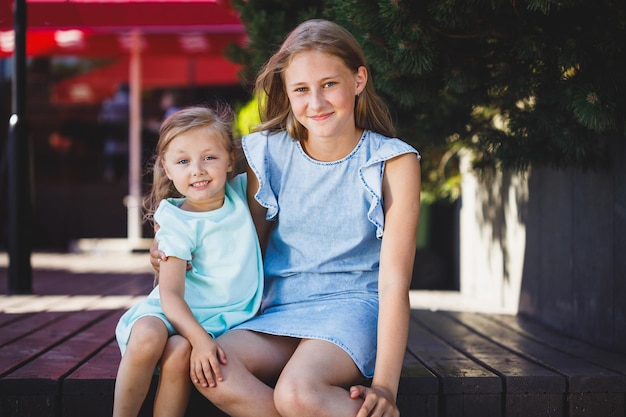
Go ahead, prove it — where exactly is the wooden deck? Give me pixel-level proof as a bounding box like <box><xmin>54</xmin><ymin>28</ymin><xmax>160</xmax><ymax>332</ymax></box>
<box><xmin>2</xmin><ymin>252</ymin><xmax>626</xmax><ymax>417</ymax></box>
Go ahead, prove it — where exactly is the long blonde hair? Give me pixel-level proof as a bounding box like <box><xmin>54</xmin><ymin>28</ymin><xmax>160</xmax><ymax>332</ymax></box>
<box><xmin>254</xmin><ymin>19</ymin><xmax>396</xmax><ymax>140</ymax></box>
<box><xmin>144</xmin><ymin>105</ymin><xmax>237</xmax><ymax>226</ymax></box>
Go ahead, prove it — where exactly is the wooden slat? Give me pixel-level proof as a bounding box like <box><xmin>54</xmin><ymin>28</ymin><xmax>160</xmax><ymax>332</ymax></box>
<box><xmin>0</xmin><ymin>311</ymin><xmax>32</xmax><ymax>327</ymax></box>
<box><xmin>0</xmin><ymin>311</ymin><xmax>70</xmax><ymax>347</ymax></box>
<box><xmin>30</xmin><ymin>270</ymin><xmax>153</xmax><ymax>297</ymax></box>
<box><xmin>397</xmin><ymin>350</ymin><xmax>439</xmax><ymax>417</ymax></box>
<box><xmin>447</xmin><ymin>311</ymin><xmax>626</xmax><ymax>417</ymax></box>
<box><xmin>414</xmin><ymin>309</ymin><xmax>566</xmax><ymax>417</ymax></box>
<box><xmin>489</xmin><ymin>313</ymin><xmax>626</xmax><ymax>375</ymax></box>
<box><xmin>0</xmin><ymin>310</ymin><xmax>118</xmax><ymax>417</ymax></box>
<box><xmin>408</xmin><ymin>311</ymin><xmax>502</xmax><ymax>417</ymax></box>
<box><xmin>0</xmin><ymin>309</ymin><xmax>110</xmax><ymax>377</ymax></box>
<box><xmin>6</xmin><ymin>311</ymin><xmax>120</xmax><ymax>379</ymax></box>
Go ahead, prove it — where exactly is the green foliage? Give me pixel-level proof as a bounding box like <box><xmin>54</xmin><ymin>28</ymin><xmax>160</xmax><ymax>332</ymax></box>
<box><xmin>226</xmin><ymin>0</ymin><xmax>326</xmax><ymax>85</ymax></box>
<box><xmin>228</xmin><ymin>0</ymin><xmax>626</xmax><ymax>200</ymax></box>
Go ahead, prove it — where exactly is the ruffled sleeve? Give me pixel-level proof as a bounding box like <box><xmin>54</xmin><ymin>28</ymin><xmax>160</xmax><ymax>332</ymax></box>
<box><xmin>241</xmin><ymin>131</ymin><xmax>279</xmax><ymax>220</ymax></box>
<box><xmin>359</xmin><ymin>138</ymin><xmax>421</xmax><ymax>239</ymax></box>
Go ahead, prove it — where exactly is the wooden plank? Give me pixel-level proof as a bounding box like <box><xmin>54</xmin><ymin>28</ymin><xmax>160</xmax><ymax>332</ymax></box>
<box><xmin>0</xmin><ymin>310</ymin><xmax>117</xmax><ymax>417</ymax></box>
<box><xmin>539</xmin><ymin>168</ymin><xmax>576</xmax><ymax>330</ymax></box>
<box><xmin>5</xmin><ymin>311</ymin><xmax>119</xmax><ymax>379</ymax></box>
<box><xmin>0</xmin><ymin>311</ymin><xmax>31</xmax><ymax>327</ymax></box>
<box><xmin>397</xmin><ymin>350</ymin><xmax>439</xmax><ymax>417</ymax></box>
<box><xmin>0</xmin><ymin>295</ymin><xmax>40</xmax><ymax>310</ymax></box>
<box><xmin>614</xmin><ymin>138</ymin><xmax>626</xmax><ymax>354</ymax></box>
<box><xmin>408</xmin><ymin>311</ymin><xmax>502</xmax><ymax>417</ymax></box>
<box><xmin>30</xmin><ymin>270</ymin><xmax>153</xmax><ymax>297</ymax></box>
<box><xmin>447</xmin><ymin>311</ymin><xmax>626</xmax><ymax>417</ymax></box>
<box><xmin>0</xmin><ymin>311</ymin><xmax>69</xmax><ymax>347</ymax></box>
<box><xmin>0</xmin><ymin>309</ymin><xmax>111</xmax><ymax>376</ymax></box>
<box><xmin>0</xmin><ymin>295</ymin><xmax>75</xmax><ymax>313</ymax></box>
<box><xmin>0</xmin><ymin>379</ymin><xmax>61</xmax><ymax>417</ymax></box>
<box><xmin>414</xmin><ymin>309</ymin><xmax>565</xmax><ymax>417</ymax></box>
<box><xmin>572</xmin><ymin>169</ymin><xmax>615</xmax><ymax>349</ymax></box>
<box><xmin>517</xmin><ymin>169</ymin><xmax>543</xmax><ymax>316</ymax></box>
<box><xmin>489</xmin><ymin>313</ymin><xmax>626</xmax><ymax>375</ymax></box>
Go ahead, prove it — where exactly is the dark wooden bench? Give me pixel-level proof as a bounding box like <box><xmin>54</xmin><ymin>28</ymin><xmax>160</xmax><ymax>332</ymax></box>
<box><xmin>404</xmin><ymin>310</ymin><xmax>626</xmax><ymax>417</ymax></box>
<box><xmin>2</xmin><ymin>264</ymin><xmax>626</xmax><ymax>417</ymax></box>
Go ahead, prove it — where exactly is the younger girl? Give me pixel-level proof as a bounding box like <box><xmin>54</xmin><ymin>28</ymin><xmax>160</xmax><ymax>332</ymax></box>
<box><xmin>114</xmin><ymin>106</ymin><xmax>263</xmax><ymax>417</ymax></box>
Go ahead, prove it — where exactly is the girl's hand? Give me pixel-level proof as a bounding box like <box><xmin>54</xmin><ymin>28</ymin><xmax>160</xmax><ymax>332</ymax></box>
<box><xmin>350</xmin><ymin>384</ymin><xmax>399</xmax><ymax>417</ymax></box>
<box><xmin>190</xmin><ymin>336</ymin><xmax>228</xmax><ymax>389</ymax></box>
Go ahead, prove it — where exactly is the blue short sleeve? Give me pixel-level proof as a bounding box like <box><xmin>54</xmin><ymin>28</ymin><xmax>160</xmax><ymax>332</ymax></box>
<box><xmin>359</xmin><ymin>139</ymin><xmax>421</xmax><ymax>239</ymax></box>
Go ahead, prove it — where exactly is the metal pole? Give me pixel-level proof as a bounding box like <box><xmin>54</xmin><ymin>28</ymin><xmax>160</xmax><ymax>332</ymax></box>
<box><xmin>127</xmin><ymin>30</ymin><xmax>143</xmax><ymax>248</ymax></box>
<box><xmin>7</xmin><ymin>0</ymin><xmax>33</xmax><ymax>294</ymax></box>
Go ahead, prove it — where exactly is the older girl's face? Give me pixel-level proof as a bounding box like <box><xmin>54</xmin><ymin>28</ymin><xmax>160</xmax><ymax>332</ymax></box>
<box><xmin>284</xmin><ymin>50</ymin><xmax>366</xmax><ymax>144</ymax></box>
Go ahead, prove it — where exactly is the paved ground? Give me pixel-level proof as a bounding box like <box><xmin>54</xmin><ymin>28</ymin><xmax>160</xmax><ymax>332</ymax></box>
<box><xmin>0</xmin><ymin>248</ymin><xmax>514</xmax><ymax>314</ymax></box>
<box><xmin>0</xmin><ymin>250</ymin><xmax>153</xmax><ymax>313</ymax></box>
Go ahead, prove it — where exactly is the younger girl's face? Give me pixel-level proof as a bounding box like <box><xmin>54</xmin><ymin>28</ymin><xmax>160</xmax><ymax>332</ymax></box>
<box><xmin>162</xmin><ymin>128</ymin><xmax>233</xmax><ymax>212</ymax></box>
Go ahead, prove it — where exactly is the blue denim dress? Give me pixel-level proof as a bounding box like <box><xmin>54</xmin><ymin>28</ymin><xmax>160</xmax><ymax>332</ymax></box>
<box><xmin>235</xmin><ymin>130</ymin><xmax>420</xmax><ymax>378</ymax></box>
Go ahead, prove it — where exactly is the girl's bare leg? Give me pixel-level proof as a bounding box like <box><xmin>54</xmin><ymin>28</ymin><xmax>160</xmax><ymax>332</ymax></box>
<box><xmin>274</xmin><ymin>339</ymin><xmax>365</xmax><ymax>417</ymax></box>
<box><xmin>154</xmin><ymin>335</ymin><xmax>192</xmax><ymax>417</ymax></box>
<box><xmin>194</xmin><ymin>330</ymin><xmax>299</xmax><ymax>417</ymax></box>
<box><xmin>113</xmin><ymin>317</ymin><xmax>169</xmax><ymax>417</ymax></box>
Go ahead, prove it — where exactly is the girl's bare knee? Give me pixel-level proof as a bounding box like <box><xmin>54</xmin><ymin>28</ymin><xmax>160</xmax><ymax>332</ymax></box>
<box><xmin>274</xmin><ymin>376</ymin><xmax>316</xmax><ymax>417</ymax></box>
<box><xmin>163</xmin><ymin>336</ymin><xmax>191</xmax><ymax>362</ymax></box>
<box><xmin>126</xmin><ymin>318</ymin><xmax>167</xmax><ymax>360</ymax></box>
<box><xmin>161</xmin><ymin>335</ymin><xmax>191</xmax><ymax>373</ymax></box>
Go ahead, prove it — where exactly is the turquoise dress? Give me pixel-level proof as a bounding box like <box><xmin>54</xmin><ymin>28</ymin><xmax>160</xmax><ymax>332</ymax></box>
<box><xmin>116</xmin><ymin>174</ymin><xmax>264</xmax><ymax>355</ymax></box>
<box><xmin>234</xmin><ymin>130</ymin><xmax>420</xmax><ymax>378</ymax></box>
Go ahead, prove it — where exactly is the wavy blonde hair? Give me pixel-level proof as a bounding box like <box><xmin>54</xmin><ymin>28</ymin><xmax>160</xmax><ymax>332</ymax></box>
<box><xmin>254</xmin><ymin>19</ymin><xmax>396</xmax><ymax>140</ymax></box>
<box><xmin>143</xmin><ymin>105</ymin><xmax>237</xmax><ymax>226</ymax></box>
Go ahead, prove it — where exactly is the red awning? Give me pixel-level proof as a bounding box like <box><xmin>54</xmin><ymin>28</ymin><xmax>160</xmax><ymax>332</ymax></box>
<box><xmin>52</xmin><ymin>54</ymin><xmax>242</xmax><ymax>104</ymax></box>
<box><xmin>0</xmin><ymin>0</ymin><xmax>243</xmax><ymax>33</ymax></box>
<box><xmin>0</xmin><ymin>0</ymin><xmax>246</xmax><ymax>58</ymax></box>
<box><xmin>0</xmin><ymin>0</ymin><xmax>247</xmax><ymax>98</ymax></box>
<box><xmin>0</xmin><ymin>30</ymin><xmax>246</xmax><ymax>58</ymax></box>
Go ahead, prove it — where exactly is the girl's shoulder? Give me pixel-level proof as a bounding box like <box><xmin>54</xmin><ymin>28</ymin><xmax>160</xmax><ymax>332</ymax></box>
<box><xmin>227</xmin><ymin>173</ymin><xmax>248</xmax><ymax>200</ymax></box>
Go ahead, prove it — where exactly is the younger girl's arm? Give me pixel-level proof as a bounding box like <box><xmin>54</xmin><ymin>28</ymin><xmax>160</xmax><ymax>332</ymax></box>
<box><xmin>158</xmin><ymin>256</ymin><xmax>227</xmax><ymax>388</ymax></box>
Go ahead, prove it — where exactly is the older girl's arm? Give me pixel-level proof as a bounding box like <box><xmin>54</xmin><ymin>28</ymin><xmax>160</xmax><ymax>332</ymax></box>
<box><xmin>371</xmin><ymin>152</ymin><xmax>421</xmax><ymax>404</ymax></box>
<box><xmin>246</xmin><ymin>163</ymin><xmax>273</xmax><ymax>253</ymax></box>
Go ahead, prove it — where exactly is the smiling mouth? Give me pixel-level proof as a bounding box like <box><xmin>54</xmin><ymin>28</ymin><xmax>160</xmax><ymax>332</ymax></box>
<box><xmin>192</xmin><ymin>180</ymin><xmax>209</xmax><ymax>188</ymax></box>
<box><xmin>310</xmin><ymin>112</ymin><xmax>332</xmax><ymax>121</ymax></box>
